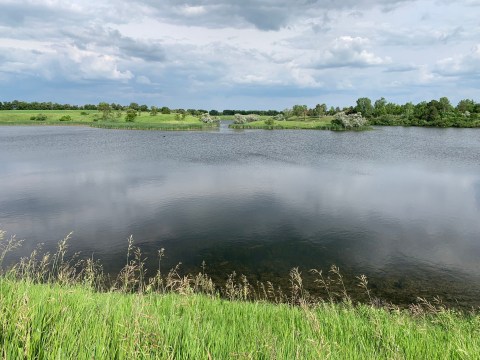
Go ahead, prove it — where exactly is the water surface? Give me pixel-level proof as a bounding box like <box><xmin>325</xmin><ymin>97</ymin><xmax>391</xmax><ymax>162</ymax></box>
<box><xmin>1</xmin><ymin>125</ymin><xmax>479</xmax><ymax>306</ymax></box>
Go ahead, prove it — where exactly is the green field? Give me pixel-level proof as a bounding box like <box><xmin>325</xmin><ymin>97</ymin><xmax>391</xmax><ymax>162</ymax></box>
<box><xmin>0</xmin><ymin>110</ymin><xmax>218</xmax><ymax>131</ymax></box>
<box><xmin>229</xmin><ymin>116</ymin><xmax>338</xmax><ymax>130</ymax></box>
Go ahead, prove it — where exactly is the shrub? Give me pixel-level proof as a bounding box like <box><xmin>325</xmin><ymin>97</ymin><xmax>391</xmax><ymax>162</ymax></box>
<box><xmin>245</xmin><ymin>114</ymin><xmax>260</xmax><ymax>122</ymax></box>
<box><xmin>80</xmin><ymin>111</ymin><xmax>88</xmax><ymax>116</ymax></box>
<box><xmin>59</xmin><ymin>115</ymin><xmax>72</xmax><ymax>121</ymax></box>
<box><xmin>30</xmin><ymin>114</ymin><xmax>47</xmax><ymax>121</ymax></box>
<box><xmin>332</xmin><ymin>112</ymin><xmax>368</xmax><ymax>129</ymax></box>
<box><xmin>125</xmin><ymin>108</ymin><xmax>137</xmax><ymax>122</ymax></box>
<box><xmin>264</xmin><ymin>118</ymin><xmax>275</xmax><ymax>126</ymax></box>
<box><xmin>233</xmin><ymin>114</ymin><xmax>247</xmax><ymax>124</ymax></box>
<box><xmin>233</xmin><ymin>114</ymin><xmax>259</xmax><ymax>124</ymax></box>
<box><xmin>200</xmin><ymin>113</ymin><xmax>219</xmax><ymax>124</ymax></box>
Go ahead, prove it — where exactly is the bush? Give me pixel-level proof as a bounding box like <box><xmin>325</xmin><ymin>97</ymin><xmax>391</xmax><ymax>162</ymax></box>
<box><xmin>80</xmin><ymin>111</ymin><xmax>88</xmax><ymax>116</ymax></box>
<box><xmin>264</xmin><ymin>118</ymin><xmax>275</xmax><ymax>126</ymax></box>
<box><xmin>233</xmin><ymin>114</ymin><xmax>247</xmax><ymax>124</ymax></box>
<box><xmin>233</xmin><ymin>114</ymin><xmax>259</xmax><ymax>124</ymax></box>
<box><xmin>30</xmin><ymin>114</ymin><xmax>47</xmax><ymax>121</ymax></box>
<box><xmin>332</xmin><ymin>112</ymin><xmax>368</xmax><ymax>129</ymax></box>
<box><xmin>59</xmin><ymin>115</ymin><xmax>72</xmax><ymax>121</ymax></box>
<box><xmin>125</xmin><ymin>109</ymin><xmax>137</xmax><ymax>122</ymax></box>
<box><xmin>200</xmin><ymin>113</ymin><xmax>219</xmax><ymax>124</ymax></box>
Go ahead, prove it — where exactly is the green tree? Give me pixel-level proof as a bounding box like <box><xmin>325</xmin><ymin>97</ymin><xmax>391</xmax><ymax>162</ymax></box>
<box><xmin>125</xmin><ymin>108</ymin><xmax>137</xmax><ymax>122</ymax></box>
<box><xmin>425</xmin><ymin>100</ymin><xmax>440</xmax><ymax>122</ymax></box>
<box><xmin>150</xmin><ymin>106</ymin><xmax>158</xmax><ymax>116</ymax></box>
<box><xmin>374</xmin><ymin>98</ymin><xmax>387</xmax><ymax>117</ymax></box>
<box><xmin>292</xmin><ymin>105</ymin><xmax>308</xmax><ymax>120</ymax></box>
<box><xmin>438</xmin><ymin>97</ymin><xmax>453</xmax><ymax>116</ymax></box>
<box><xmin>97</xmin><ymin>102</ymin><xmax>112</xmax><ymax>121</ymax></box>
<box><xmin>282</xmin><ymin>108</ymin><xmax>293</xmax><ymax>120</ymax></box>
<box><xmin>403</xmin><ymin>102</ymin><xmax>415</xmax><ymax>120</ymax></box>
<box><xmin>355</xmin><ymin>98</ymin><xmax>373</xmax><ymax>118</ymax></box>
<box><xmin>161</xmin><ymin>106</ymin><xmax>171</xmax><ymax>114</ymax></box>
<box><xmin>129</xmin><ymin>103</ymin><xmax>139</xmax><ymax>111</ymax></box>
<box><xmin>314</xmin><ymin>103</ymin><xmax>327</xmax><ymax>118</ymax></box>
<box><xmin>456</xmin><ymin>99</ymin><xmax>476</xmax><ymax>113</ymax></box>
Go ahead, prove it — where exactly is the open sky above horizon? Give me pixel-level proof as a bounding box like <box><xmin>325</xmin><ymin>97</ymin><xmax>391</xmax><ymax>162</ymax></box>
<box><xmin>1</xmin><ymin>0</ymin><xmax>480</xmax><ymax>110</ymax></box>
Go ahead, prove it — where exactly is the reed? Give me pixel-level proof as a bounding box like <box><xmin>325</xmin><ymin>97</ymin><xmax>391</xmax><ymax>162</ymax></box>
<box><xmin>1</xmin><ymin>230</ymin><xmax>479</xmax><ymax>359</ymax></box>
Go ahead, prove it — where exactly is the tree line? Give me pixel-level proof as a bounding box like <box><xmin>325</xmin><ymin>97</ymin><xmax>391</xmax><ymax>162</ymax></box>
<box><xmin>2</xmin><ymin>97</ymin><xmax>480</xmax><ymax>127</ymax></box>
<box><xmin>0</xmin><ymin>100</ymin><xmax>280</xmax><ymax>117</ymax></box>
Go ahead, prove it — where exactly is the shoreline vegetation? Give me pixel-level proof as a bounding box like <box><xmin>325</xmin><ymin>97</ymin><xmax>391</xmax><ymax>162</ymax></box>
<box><xmin>0</xmin><ymin>110</ymin><xmax>219</xmax><ymax>131</ymax></box>
<box><xmin>1</xmin><ymin>230</ymin><xmax>480</xmax><ymax>358</ymax></box>
<box><xmin>1</xmin><ymin>96</ymin><xmax>479</xmax><ymax>131</ymax></box>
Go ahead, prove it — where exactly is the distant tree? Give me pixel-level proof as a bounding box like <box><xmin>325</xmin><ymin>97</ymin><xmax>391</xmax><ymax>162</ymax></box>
<box><xmin>161</xmin><ymin>106</ymin><xmax>171</xmax><ymax>114</ymax></box>
<box><xmin>414</xmin><ymin>101</ymin><xmax>428</xmax><ymax>121</ymax></box>
<box><xmin>150</xmin><ymin>106</ymin><xmax>158</xmax><ymax>116</ymax></box>
<box><xmin>97</xmin><ymin>102</ymin><xmax>112</xmax><ymax>120</ymax></box>
<box><xmin>327</xmin><ymin>106</ymin><xmax>336</xmax><ymax>115</ymax></box>
<box><xmin>355</xmin><ymin>98</ymin><xmax>373</xmax><ymax>118</ymax></box>
<box><xmin>438</xmin><ymin>97</ymin><xmax>453</xmax><ymax>116</ymax></box>
<box><xmin>374</xmin><ymin>97</ymin><xmax>387</xmax><ymax>117</ymax></box>
<box><xmin>125</xmin><ymin>108</ymin><xmax>137</xmax><ymax>122</ymax></box>
<box><xmin>403</xmin><ymin>102</ymin><xmax>415</xmax><ymax>120</ymax></box>
<box><xmin>139</xmin><ymin>104</ymin><xmax>148</xmax><ymax>112</ymax></box>
<box><xmin>292</xmin><ymin>105</ymin><xmax>308</xmax><ymax>120</ymax></box>
<box><xmin>209</xmin><ymin>110</ymin><xmax>220</xmax><ymax>116</ymax></box>
<box><xmin>282</xmin><ymin>108</ymin><xmax>293</xmax><ymax>120</ymax></box>
<box><xmin>456</xmin><ymin>99</ymin><xmax>476</xmax><ymax>113</ymax></box>
<box><xmin>129</xmin><ymin>102</ymin><xmax>139</xmax><ymax>111</ymax></box>
<box><xmin>314</xmin><ymin>103</ymin><xmax>327</xmax><ymax>118</ymax></box>
<box><xmin>425</xmin><ymin>100</ymin><xmax>441</xmax><ymax>122</ymax></box>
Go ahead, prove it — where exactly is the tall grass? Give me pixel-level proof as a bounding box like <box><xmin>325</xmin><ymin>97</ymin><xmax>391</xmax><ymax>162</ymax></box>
<box><xmin>1</xmin><ymin>229</ymin><xmax>480</xmax><ymax>359</ymax></box>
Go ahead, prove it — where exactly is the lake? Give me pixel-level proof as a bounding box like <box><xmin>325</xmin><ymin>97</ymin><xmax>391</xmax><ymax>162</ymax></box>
<box><xmin>1</xmin><ymin>124</ymin><xmax>480</xmax><ymax>307</ymax></box>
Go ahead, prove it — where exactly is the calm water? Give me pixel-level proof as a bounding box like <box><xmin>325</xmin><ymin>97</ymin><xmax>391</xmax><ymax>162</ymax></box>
<box><xmin>1</xmin><ymin>125</ymin><xmax>480</xmax><ymax>306</ymax></box>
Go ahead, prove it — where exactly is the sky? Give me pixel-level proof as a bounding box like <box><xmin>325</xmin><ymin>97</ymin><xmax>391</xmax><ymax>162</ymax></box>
<box><xmin>1</xmin><ymin>0</ymin><xmax>480</xmax><ymax>110</ymax></box>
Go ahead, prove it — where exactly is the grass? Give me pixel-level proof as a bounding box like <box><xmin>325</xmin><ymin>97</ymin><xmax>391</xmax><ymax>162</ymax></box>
<box><xmin>229</xmin><ymin>116</ymin><xmax>339</xmax><ymax>130</ymax></box>
<box><xmin>0</xmin><ymin>110</ymin><xmax>218</xmax><ymax>131</ymax></box>
<box><xmin>2</xmin><ymin>279</ymin><xmax>480</xmax><ymax>359</ymax></box>
<box><xmin>1</xmin><ymin>230</ymin><xmax>480</xmax><ymax>358</ymax></box>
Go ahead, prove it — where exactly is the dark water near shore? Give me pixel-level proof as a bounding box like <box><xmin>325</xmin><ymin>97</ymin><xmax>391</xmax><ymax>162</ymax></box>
<box><xmin>1</xmin><ymin>124</ymin><xmax>480</xmax><ymax>307</ymax></box>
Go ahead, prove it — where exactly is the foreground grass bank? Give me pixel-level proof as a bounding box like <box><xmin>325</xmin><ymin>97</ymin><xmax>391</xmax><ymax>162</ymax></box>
<box><xmin>1</xmin><ymin>231</ymin><xmax>480</xmax><ymax>359</ymax></box>
<box><xmin>0</xmin><ymin>110</ymin><xmax>217</xmax><ymax>131</ymax></box>
<box><xmin>1</xmin><ymin>278</ymin><xmax>479</xmax><ymax>359</ymax></box>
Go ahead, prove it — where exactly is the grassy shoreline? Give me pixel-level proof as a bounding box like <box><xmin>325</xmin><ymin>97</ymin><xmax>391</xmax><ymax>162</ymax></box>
<box><xmin>0</xmin><ymin>110</ymin><xmax>218</xmax><ymax>131</ymax></box>
<box><xmin>1</xmin><ymin>278</ymin><xmax>479</xmax><ymax>359</ymax></box>
<box><xmin>1</xmin><ymin>231</ymin><xmax>480</xmax><ymax>358</ymax></box>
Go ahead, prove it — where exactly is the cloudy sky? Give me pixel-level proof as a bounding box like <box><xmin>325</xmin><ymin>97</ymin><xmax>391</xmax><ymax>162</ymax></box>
<box><xmin>1</xmin><ymin>0</ymin><xmax>480</xmax><ymax>109</ymax></box>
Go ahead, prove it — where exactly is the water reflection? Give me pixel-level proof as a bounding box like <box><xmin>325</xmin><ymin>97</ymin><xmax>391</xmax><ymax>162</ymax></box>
<box><xmin>1</xmin><ymin>126</ymin><xmax>480</xmax><ymax>306</ymax></box>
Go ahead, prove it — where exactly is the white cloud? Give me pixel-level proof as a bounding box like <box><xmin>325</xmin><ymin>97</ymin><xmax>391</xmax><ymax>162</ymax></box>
<box><xmin>309</xmin><ymin>36</ymin><xmax>391</xmax><ymax>69</ymax></box>
<box><xmin>435</xmin><ymin>45</ymin><xmax>480</xmax><ymax>77</ymax></box>
<box><xmin>180</xmin><ymin>5</ymin><xmax>207</xmax><ymax>16</ymax></box>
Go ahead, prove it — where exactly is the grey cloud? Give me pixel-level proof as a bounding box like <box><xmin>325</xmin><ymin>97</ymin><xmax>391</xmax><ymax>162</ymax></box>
<box><xmin>134</xmin><ymin>0</ymin><xmax>415</xmax><ymax>31</ymax></box>
<box><xmin>62</xmin><ymin>26</ymin><xmax>166</xmax><ymax>62</ymax></box>
<box><xmin>384</xmin><ymin>64</ymin><xmax>418</xmax><ymax>73</ymax></box>
<box><xmin>379</xmin><ymin>26</ymin><xmax>467</xmax><ymax>47</ymax></box>
<box><xmin>0</xmin><ymin>2</ymin><xmax>83</xmax><ymax>27</ymax></box>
